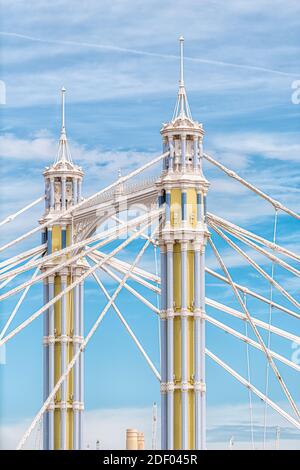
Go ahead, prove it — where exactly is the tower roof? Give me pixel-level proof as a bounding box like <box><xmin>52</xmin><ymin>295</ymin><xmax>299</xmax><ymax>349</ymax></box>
<box><xmin>172</xmin><ymin>36</ymin><xmax>192</xmax><ymax>122</ymax></box>
<box><xmin>161</xmin><ymin>37</ymin><xmax>203</xmax><ymax>136</ymax></box>
<box><xmin>53</xmin><ymin>87</ymin><xmax>75</xmax><ymax>170</ymax></box>
<box><xmin>44</xmin><ymin>88</ymin><xmax>83</xmax><ymax>178</ymax></box>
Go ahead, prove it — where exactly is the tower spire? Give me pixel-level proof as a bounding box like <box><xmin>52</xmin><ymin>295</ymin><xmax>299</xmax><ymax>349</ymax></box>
<box><xmin>173</xmin><ymin>36</ymin><xmax>192</xmax><ymax>121</ymax></box>
<box><xmin>54</xmin><ymin>87</ymin><xmax>73</xmax><ymax>167</ymax></box>
<box><xmin>61</xmin><ymin>86</ymin><xmax>66</xmax><ymax>134</ymax></box>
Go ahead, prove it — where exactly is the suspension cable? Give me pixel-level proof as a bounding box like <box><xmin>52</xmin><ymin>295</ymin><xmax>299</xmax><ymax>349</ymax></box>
<box><xmin>244</xmin><ymin>292</ymin><xmax>255</xmax><ymax>450</ymax></box>
<box><xmin>209</xmin><ymin>222</ymin><xmax>300</xmax><ymax>313</ymax></box>
<box><xmin>0</xmin><ymin>210</ymin><xmax>162</xmax><ymax>302</ymax></box>
<box><xmin>86</xmin><ymin>258</ymin><xmax>160</xmax><ymax>380</ymax></box>
<box><xmin>17</xmin><ymin>222</ymin><xmax>160</xmax><ymax>449</ymax></box>
<box><xmin>0</xmin><ymin>209</ymin><xmax>159</xmax><ymax>283</ymax></box>
<box><xmin>0</xmin><ymin>196</ymin><xmax>44</xmax><ymax>229</ymax></box>
<box><xmin>87</xmin><ymin>253</ymin><xmax>159</xmax><ymax>313</ymax></box>
<box><xmin>263</xmin><ymin>209</ymin><xmax>278</xmax><ymax>449</ymax></box>
<box><xmin>0</xmin><ymin>261</ymin><xmax>41</xmax><ymax>341</ymax></box>
<box><xmin>208</xmin><ymin>236</ymin><xmax>300</xmax><ymax>423</ymax></box>
<box><xmin>0</xmin><ymin>151</ymin><xmax>168</xmax><ymax>255</ymax></box>
<box><xmin>207</xmin><ymin>212</ymin><xmax>300</xmax><ymax>264</ymax></box>
<box><xmin>204</xmin><ymin>153</ymin><xmax>300</xmax><ymax>221</ymax></box>
<box><xmin>154</xmin><ymin>241</ymin><xmax>161</xmax><ymax>370</ymax></box>
<box><xmin>206</xmin><ymin>349</ymin><xmax>300</xmax><ymax>431</ymax></box>
<box><xmin>0</xmin><ymin>215</ymin><xmax>158</xmax><ymax>347</ymax></box>
<box><xmin>206</xmin><ymin>267</ymin><xmax>300</xmax><ymax>320</ymax></box>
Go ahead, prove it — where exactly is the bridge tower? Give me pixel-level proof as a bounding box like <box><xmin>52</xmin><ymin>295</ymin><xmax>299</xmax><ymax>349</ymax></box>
<box><xmin>157</xmin><ymin>37</ymin><xmax>209</xmax><ymax>450</ymax></box>
<box><xmin>41</xmin><ymin>88</ymin><xmax>85</xmax><ymax>450</ymax></box>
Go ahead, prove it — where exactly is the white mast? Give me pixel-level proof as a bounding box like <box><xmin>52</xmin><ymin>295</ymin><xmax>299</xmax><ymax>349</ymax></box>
<box><xmin>152</xmin><ymin>402</ymin><xmax>157</xmax><ymax>450</ymax></box>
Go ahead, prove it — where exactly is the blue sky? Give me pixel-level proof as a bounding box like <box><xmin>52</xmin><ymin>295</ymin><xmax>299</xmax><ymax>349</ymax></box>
<box><xmin>0</xmin><ymin>0</ymin><xmax>300</xmax><ymax>449</ymax></box>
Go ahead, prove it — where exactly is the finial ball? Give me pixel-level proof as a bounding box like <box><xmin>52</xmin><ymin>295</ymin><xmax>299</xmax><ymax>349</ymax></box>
<box><xmin>179</xmin><ymin>36</ymin><xmax>184</xmax><ymax>42</ymax></box>
<box><xmin>61</xmin><ymin>87</ymin><xmax>66</xmax><ymax>93</ymax></box>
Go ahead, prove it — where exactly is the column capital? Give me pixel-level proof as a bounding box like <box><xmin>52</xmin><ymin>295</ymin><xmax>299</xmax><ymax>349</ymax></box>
<box><xmin>60</xmin><ymin>274</ymin><xmax>68</xmax><ymax>284</ymax></box>
<box><xmin>158</xmin><ymin>241</ymin><xmax>167</xmax><ymax>252</ymax></box>
<box><xmin>193</xmin><ymin>241</ymin><xmax>202</xmax><ymax>252</ymax></box>
<box><xmin>166</xmin><ymin>241</ymin><xmax>174</xmax><ymax>251</ymax></box>
<box><xmin>180</xmin><ymin>241</ymin><xmax>188</xmax><ymax>251</ymax></box>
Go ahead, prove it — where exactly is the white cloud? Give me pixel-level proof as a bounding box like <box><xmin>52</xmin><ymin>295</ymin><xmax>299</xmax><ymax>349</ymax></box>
<box><xmin>1</xmin><ymin>401</ymin><xmax>299</xmax><ymax>450</ymax></box>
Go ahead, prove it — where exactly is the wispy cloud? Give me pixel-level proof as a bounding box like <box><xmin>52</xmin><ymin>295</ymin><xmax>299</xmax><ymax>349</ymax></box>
<box><xmin>1</xmin><ymin>31</ymin><xmax>297</xmax><ymax>78</ymax></box>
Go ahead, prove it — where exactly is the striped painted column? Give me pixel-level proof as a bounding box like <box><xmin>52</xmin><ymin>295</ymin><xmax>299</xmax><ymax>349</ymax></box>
<box><xmin>194</xmin><ymin>243</ymin><xmax>201</xmax><ymax>449</ymax></box>
<box><xmin>181</xmin><ymin>135</ymin><xmax>186</xmax><ymax>171</ymax></box>
<box><xmin>79</xmin><ymin>280</ymin><xmax>84</xmax><ymax>449</ymax></box>
<box><xmin>166</xmin><ymin>242</ymin><xmax>174</xmax><ymax>450</ymax></box>
<box><xmin>48</xmin><ymin>276</ymin><xmax>55</xmax><ymax>450</ymax></box>
<box><xmin>50</xmin><ymin>178</ymin><xmax>55</xmax><ymax>210</ymax></box>
<box><xmin>193</xmin><ymin>137</ymin><xmax>199</xmax><ymax>171</ymax></box>
<box><xmin>73</xmin><ymin>178</ymin><xmax>78</xmax><ymax>205</ymax></box>
<box><xmin>61</xmin><ymin>177</ymin><xmax>66</xmax><ymax>211</ymax></box>
<box><xmin>181</xmin><ymin>242</ymin><xmax>188</xmax><ymax>449</ymax></box>
<box><xmin>199</xmin><ymin>247</ymin><xmax>206</xmax><ymax>449</ymax></box>
<box><xmin>180</xmin><ymin>242</ymin><xmax>188</xmax><ymax>449</ymax></box>
<box><xmin>43</xmin><ymin>278</ymin><xmax>49</xmax><ymax>450</ymax></box>
<box><xmin>73</xmin><ymin>279</ymin><xmax>80</xmax><ymax>450</ymax></box>
<box><xmin>60</xmin><ymin>275</ymin><xmax>67</xmax><ymax>450</ymax></box>
<box><xmin>160</xmin><ymin>244</ymin><xmax>168</xmax><ymax>450</ymax></box>
<box><xmin>166</xmin><ymin>191</ymin><xmax>171</xmax><ymax>226</ymax></box>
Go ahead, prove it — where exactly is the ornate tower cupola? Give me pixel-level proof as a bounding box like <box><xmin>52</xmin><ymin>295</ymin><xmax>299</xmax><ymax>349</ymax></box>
<box><xmin>43</xmin><ymin>88</ymin><xmax>84</xmax><ymax>217</ymax></box>
<box><xmin>160</xmin><ymin>36</ymin><xmax>206</xmax><ymax>178</ymax></box>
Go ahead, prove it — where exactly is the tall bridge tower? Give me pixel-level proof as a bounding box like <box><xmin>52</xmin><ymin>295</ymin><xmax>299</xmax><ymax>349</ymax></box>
<box><xmin>41</xmin><ymin>88</ymin><xmax>85</xmax><ymax>450</ymax></box>
<box><xmin>157</xmin><ymin>37</ymin><xmax>209</xmax><ymax>450</ymax></box>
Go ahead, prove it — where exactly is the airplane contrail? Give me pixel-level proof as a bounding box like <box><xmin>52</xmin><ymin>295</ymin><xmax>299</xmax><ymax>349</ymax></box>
<box><xmin>0</xmin><ymin>31</ymin><xmax>298</xmax><ymax>78</ymax></box>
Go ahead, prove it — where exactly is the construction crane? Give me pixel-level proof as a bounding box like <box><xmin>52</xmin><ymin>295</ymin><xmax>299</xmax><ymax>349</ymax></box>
<box><xmin>275</xmin><ymin>427</ymin><xmax>280</xmax><ymax>450</ymax></box>
<box><xmin>152</xmin><ymin>402</ymin><xmax>157</xmax><ymax>450</ymax></box>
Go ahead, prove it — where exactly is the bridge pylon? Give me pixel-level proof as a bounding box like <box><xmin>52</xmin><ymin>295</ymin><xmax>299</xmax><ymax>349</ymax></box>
<box><xmin>157</xmin><ymin>37</ymin><xmax>210</xmax><ymax>450</ymax></box>
<box><xmin>40</xmin><ymin>88</ymin><xmax>85</xmax><ymax>450</ymax></box>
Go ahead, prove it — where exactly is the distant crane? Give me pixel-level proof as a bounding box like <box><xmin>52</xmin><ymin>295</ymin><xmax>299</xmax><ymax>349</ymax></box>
<box><xmin>152</xmin><ymin>402</ymin><xmax>158</xmax><ymax>450</ymax></box>
<box><xmin>275</xmin><ymin>427</ymin><xmax>280</xmax><ymax>450</ymax></box>
<box><xmin>228</xmin><ymin>436</ymin><xmax>234</xmax><ymax>450</ymax></box>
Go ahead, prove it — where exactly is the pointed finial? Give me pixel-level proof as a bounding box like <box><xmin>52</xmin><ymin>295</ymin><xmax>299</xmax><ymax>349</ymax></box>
<box><xmin>61</xmin><ymin>87</ymin><xmax>66</xmax><ymax>133</ymax></box>
<box><xmin>54</xmin><ymin>87</ymin><xmax>74</xmax><ymax>166</ymax></box>
<box><xmin>172</xmin><ymin>36</ymin><xmax>192</xmax><ymax>121</ymax></box>
<box><xmin>179</xmin><ymin>36</ymin><xmax>184</xmax><ymax>86</ymax></box>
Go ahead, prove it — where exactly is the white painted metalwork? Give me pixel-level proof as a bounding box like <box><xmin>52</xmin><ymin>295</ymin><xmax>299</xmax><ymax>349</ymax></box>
<box><xmin>209</xmin><ymin>237</ymin><xmax>300</xmax><ymax>422</ymax></box>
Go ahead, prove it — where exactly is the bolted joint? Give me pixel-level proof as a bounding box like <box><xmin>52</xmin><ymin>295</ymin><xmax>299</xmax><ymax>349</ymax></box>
<box><xmin>181</xmin><ymin>381</ymin><xmax>189</xmax><ymax>392</ymax></box>
<box><xmin>194</xmin><ymin>381</ymin><xmax>206</xmax><ymax>393</ymax></box>
<box><xmin>194</xmin><ymin>308</ymin><xmax>205</xmax><ymax>319</ymax></box>
<box><xmin>166</xmin><ymin>381</ymin><xmax>175</xmax><ymax>392</ymax></box>
<box><xmin>159</xmin><ymin>310</ymin><xmax>167</xmax><ymax>320</ymax></box>
<box><xmin>48</xmin><ymin>402</ymin><xmax>55</xmax><ymax>411</ymax></box>
<box><xmin>180</xmin><ymin>308</ymin><xmax>189</xmax><ymax>317</ymax></box>
<box><xmin>167</xmin><ymin>308</ymin><xmax>175</xmax><ymax>319</ymax></box>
